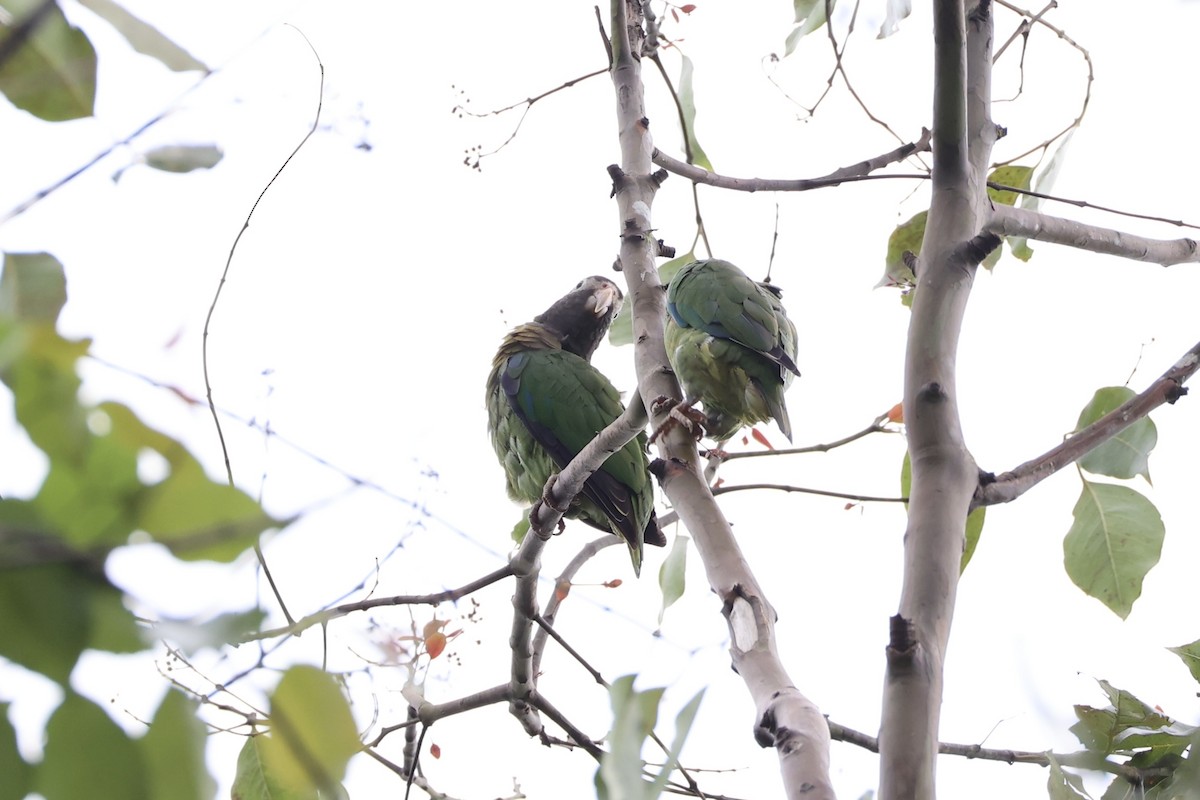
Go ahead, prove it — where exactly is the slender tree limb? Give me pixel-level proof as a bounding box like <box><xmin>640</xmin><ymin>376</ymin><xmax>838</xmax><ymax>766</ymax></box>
<box><xmin>830</xmin><ymin>719</ymin><xmax>1159</xmax><ymax>780</ymax></box>
<box><xmin>975</xmin><ymin>338</ymin><xmax>1200</xmax><ymax>508</ymax></box>
<box><xmin>651</xmin><ymin>129</ymin><xmax>931</xmax><ymax>193</ymax></box>
<box><xmin>532</xmin><ymin>535</ymin><xmax>619</xmax><ymax>679</ymax></box>
<box><xmin>608</xmin><ymin>4</ymin><xmax>834</xmax><ymax>796</ymax></box>
<box><xmin>526</xmin><ymin>691</ymin><xmax>605</xmax><ymax>759</ymax></box>
<box><xmin>712</xmin><ymin>483</ymin><xmax>907</xmax><ymax>505</ymax></box>
<box><xmin>238</xmin><ymin>564</ymin><xmax>515</xmax><ymax>643</ymax></box>
<box><xmin>879</xmin><ymin>2</ymin><xmax>995</xmax><ymax>798</ymax></box>
<box><xmin>986</xmin><ymin>204</ymin><xmax>1200</xmax><ymax>266</ymax></box>
<box><xmin>991</xmin><ymin>0</ymin><xmax>1092</xmax><ymax>168</ymax></box>
<box><xmin>719</xmin><ymin>413</ymin><xmax>895</xmax><ymax>461</ymax></box>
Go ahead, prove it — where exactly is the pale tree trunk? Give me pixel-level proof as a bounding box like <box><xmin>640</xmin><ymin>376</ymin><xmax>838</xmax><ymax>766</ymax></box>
<box><xmin>606</xmin><ymin>1</ymin><xmax>835</xmax><ymax>797</ymax></box>
<box><xmin>878</xmin><ymin>2</ymin><xmax>996</xmax><ymax>799</ymax></box>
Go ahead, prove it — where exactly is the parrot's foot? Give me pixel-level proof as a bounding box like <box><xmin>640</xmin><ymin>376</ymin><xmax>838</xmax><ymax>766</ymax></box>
<box><xmin>531</xmin><ymin>475</ymin><xmax>569</xmax><ymax>536</ymax></box>
<box><xmin>648</xmin><ymin>397</ymin><xmax>707</xmax><ymax>444</ymax></box>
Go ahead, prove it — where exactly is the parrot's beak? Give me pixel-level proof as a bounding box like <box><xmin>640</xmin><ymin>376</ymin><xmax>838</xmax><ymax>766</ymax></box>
<box><xmin>591</xmin><ymin>282</ymin><xmax>622</xmax><ymax>318</ymax></box>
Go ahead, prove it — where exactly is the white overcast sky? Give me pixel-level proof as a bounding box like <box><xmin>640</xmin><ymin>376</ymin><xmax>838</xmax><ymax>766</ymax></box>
<box><xmin>2</xmin><ymin>1</ymin><xmax>1200</xmax><ymax>798</ymax></box>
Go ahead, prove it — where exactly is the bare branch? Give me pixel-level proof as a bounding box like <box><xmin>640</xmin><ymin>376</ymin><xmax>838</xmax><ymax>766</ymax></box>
<box><xmin>240</xmin><ymin>565</ymin><xmax>514</xmax><ymax>643</ymax></box>
<box><xmin>830</xmin><ymin>719</ymin><xmax>1155</xmax><ymax>779</ymax></box>
<box><xmin>975</xmin><ymin>339</ymin><xmax>1200</xmax><ymax>508</ymax></box>
<box><xmin>651</xmin><ymin>129</ymin><xmax>931</xmax><ymax>192</ymax></box>
<box><xmin>202</xmin><ymin>29</ymin><xmax>324</xmax><ymax>627</ymax></box>
<box><xmin>992</xmin><ymin>0</ymin><xmax>1093</xmax><ymax>167</ymax></box>
<box><xmin>987</xmin><ymin>204</ymin><xmax>1200</xmax><ymax>265</ymax></box>
<box><xmin>720</xmin><ymin>414</ymin><xmax>896</xmax><ymax>461</ymax></box>
<box><xmin>712</xmin><ymin>483</ymin><xmax>906</xmax><ymax>505</ymax></box>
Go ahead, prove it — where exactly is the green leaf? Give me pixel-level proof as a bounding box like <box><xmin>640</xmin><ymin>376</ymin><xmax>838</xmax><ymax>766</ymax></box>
<box><xmin>1046</xmin><ymin>754</ymin><xmax>1091</xmax><ymax>799</ymax></box>
<box><xmin>1071</xmin><ymin>680</ymin><xmax>1193</xmax><ymax>761</ymax></box>
<box><xmin>36</xmin><ymin>425</ymin><xmax>142</xmax><ymax>546</ymax></box>
<box><xmin>36</xmin><ymin>692</ymin><xmax>150</xmax><ymax>799</ymax></box>
<box><xmin>0</xmin><ymin>703</ymin><xmax>31</xmax><ymax>800</ymax></box>
<box><xmin>1144</xmin><ymin>731</ymin><xmax>1200</xmax><ymax>800</ymax></box>
<box><xmin>657</xmin><ymin>534</ymin><xmax>688</xmax><ymax>625</ymax></box>
<box><xmin>511</xmin><ymin>513</ymin><xmax>530</xmax><ymax>544</ymax></box>
<box><xmin>677</xmin><ymin>56</ymin><xmax>711</xmax><ymax>171</ymax></box>
<box><xmin>609</xmin><ymin>253</ymin><xmax>694</xmax><ymax>346</ymax></box>
<box><xmin>0</xmin><ymin>0</ymin><xmax>97</xmax><ymax>120</ymax></box>
<box><xmin>76</xmin><ymin>0</ymin><xmax>208</xmax><ymax>72</ymax></box>
<box><xmin>901</xmin><ymin>452</ymin><xmax>984</xmax><ymax>574</ymax></box>
<box><xmin>1064</xmin><ymin>480</ymin><xmax>1163</xmax><ymax>619</ymax></box>
<box><xmin>0</xmin><ymin>252</ymin><xmax>68</xmax><ymax>324</ymax></box>
<box><xmin>232</xmin><ymin>735</ymin><xmax>315</xmax><ymax>800</ymax></box>
<box><xmin>1</xmin><ymin>324</ymin><xmax>91</xmax><ymax>467</ymax></box>
<box><xmin>0</xmin><ymin>563</ymin><xmax>91</xmax><ymax>684</ymax></box>
<box><xmin>784</xmin><ymin>0</ymin><xmax>835</xmax><ymax>55</ymax></box>
<box><xmin>1075</xmin><ymin>386</ymin><xmax>1156</xmax><ymax>482</ymax></box>
<box><xmin>261</xmin><ymin>666</ymin><xmax>359</xmax><ymax>798</ymax></box>
<box><xmin>142</xmin><ymin>144</ymin><xmax>224</xmax><ymax>173</ymax></box>
<box><xmin>140</xmin><ymin>691</ymin><xmax>216</xmax><ymax>800</ymax></box>
<box><xmin>86</xmin><ymin>576</ymin><xmax>145</xmax><ymax>653</ymax></box>
<box><xmin>100</xmin><ymin>402</ymin><xmax>283</xmax><ymax>561</ymax></box>
<box><xmin>647</xmin><ymin>689</ymin><xmax>704</xmax><ymax>797</ymax></box>
<box><xmin>598</xmin><ymin>675</ymin><xmax>663</xmax><ymax>800</ymax></box>
<box><xmin>877</xmin><ymin>0</ymin><xmax>911</xmax><ymax>38</ymax></box>
<box><xmin>1167</xmin><ymin>638</ymin><xmax>1200</xmax><ymax>686</ymax></box>
<box><xmin>961</xmin><ymin>506</ymin><xmax>985</xmax><ymax>573</ymax></box>
<box><xmin>984</xmin><ymin>166</ymin><xmax>1034</xmax><ymax>269</ymax></box>
<box><xmin>1012</xmin><ymin>132</ymin><xmax>1075</xmax><ymax>261</ymax></box>
<box><xmin>878</xmin><ymin>210</ymin><xmax>924</xmax><ymax>296</ymax></box>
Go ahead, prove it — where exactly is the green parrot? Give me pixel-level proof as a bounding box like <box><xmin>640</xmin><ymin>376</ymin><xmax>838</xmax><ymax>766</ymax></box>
<box><xmin>486</xmin><ymin>276</ymin><xmax>664</xmax><ymax>575</ymax></box>
<box><xmin>664</xmin><ymin>259</ymin><xmax>801</xmax><ymax>442</ymax></box>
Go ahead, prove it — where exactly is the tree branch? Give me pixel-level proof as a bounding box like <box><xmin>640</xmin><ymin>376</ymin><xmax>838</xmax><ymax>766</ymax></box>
<box><xmin>880</xmin><ymin>2</ymin><xmax>995</xmax><ymax>798</ymax></box>
<box><xmin>975</xmin><ymin>338</ymin><xmax>1200</xmax><ymax>508</ymax></box>
<box><xmin>650</xmin><ymin>128</ymin><xmax>931</xmax><ymax>193</ymax></box>
<box><xmin>712</xmin><ymin>483</ymin><xmax>907</xmax><ymax>505</ymax></box>
<box><xmin>987</xmin><ymin>204</ymin><xmax>1200</xmax><ymax>266</ymax></box>
<box><xmin>608</xmin><ymin>1</ymin><xmax>834</xmax><ymax>797</ymax></box>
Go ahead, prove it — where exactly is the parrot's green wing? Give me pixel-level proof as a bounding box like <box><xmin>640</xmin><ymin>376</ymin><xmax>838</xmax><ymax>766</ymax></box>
<box><xmin>665</xmin><ymin>259</ymin><xmax>801</xmax><ymax>442</ymax></box>
<box><xmin>497</xmin><ymin>347</ymin><xmax>658</xmax><ymax>573</ymax></box>
<box><xmin>667</xmin><ymin>259</ymin><xmax>800</xmax><ymax>377</ymax></box>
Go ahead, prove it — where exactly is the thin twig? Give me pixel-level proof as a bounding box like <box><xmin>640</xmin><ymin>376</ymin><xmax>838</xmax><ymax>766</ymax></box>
<box><xmin>713</xmin><ymin>483</ymin><xmax>906</xmax><ymax>505</ymax></box>
<box><xmin>202</xmin><ymin>27</ymin><xmax>324</xmax><ymax>626</ymax></box>
<box><xmin>652</xmin><ymin>131</ymin><xmax>931</xmax><ymax>192</ymax></box>
<box><xmin>720</xmin><ymin>416</ymin><xmax>894</xmax><ymax>461</ymax></box>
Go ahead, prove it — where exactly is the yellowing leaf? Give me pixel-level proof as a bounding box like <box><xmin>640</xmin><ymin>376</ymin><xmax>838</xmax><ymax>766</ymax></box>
<box><xmin>261</xmin><ymin>666</ymin><xmax>359</xmax><ymax>797</ymax></box>
<box><xmin>986</xmin><ymin>165</ymin><xmax>1033</xmax><ymax>207</ymax></box>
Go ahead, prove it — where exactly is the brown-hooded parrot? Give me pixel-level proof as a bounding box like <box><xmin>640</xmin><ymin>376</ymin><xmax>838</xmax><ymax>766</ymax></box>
<box><xmin>486</xmin><ymin>276</ymin><xmax>664</xmax><ymax>575</ymax></box>
<box><xmin>664</xmin><ymin>259</ymin><xmax>801</xmax><ymax>442</ymax></box>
